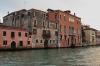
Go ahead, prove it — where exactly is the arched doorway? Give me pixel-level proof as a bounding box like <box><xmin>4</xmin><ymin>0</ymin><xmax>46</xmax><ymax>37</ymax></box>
<box><xmin>11</xmin><ymin>41</ymin><xmax>16</xmax><ymax>49</ymax></box>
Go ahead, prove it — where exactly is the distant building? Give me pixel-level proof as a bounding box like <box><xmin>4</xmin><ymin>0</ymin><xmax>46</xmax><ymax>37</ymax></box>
<box><xmin>47</xmin><ymin>9</ymin><xmax>82</xmax><ymax>47</ymax></box>
<box><xmin>0</xmin><ymin>25</ymin><xmax>32</xmax><ymax>49</ymax></box>
<box><xmin>96</xmin><ymin>30</ymin><xmax>100</xmax><ymax>45</ymax></box>
<box><xmin>82</xmin><ymin>25</ymin><xmax>96</xmax><ymax>46</ymax></box>
<box><xmin>81</xmin><ymin>25</ymin><xmax>90</xmax><ymax>43</ymax></box>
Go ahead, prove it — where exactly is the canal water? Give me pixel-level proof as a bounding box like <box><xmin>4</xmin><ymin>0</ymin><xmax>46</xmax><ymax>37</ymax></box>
<box><xmin>0</xmin><ymin>47</ymin><xmax>100</xmax><ymax>66</ymax></box>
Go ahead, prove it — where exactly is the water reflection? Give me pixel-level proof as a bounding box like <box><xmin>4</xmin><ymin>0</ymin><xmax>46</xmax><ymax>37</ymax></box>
<box><xmin>0</xmin><ymin>47</ymin><xmax>100</xmax><ymax>66</ymax></box>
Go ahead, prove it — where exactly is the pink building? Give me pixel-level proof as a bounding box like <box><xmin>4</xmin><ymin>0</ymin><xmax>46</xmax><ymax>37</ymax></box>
<box><xmin>0</xmin><ymin>25</ymin><xmax>32</xmax><ymax>49</ymax></box>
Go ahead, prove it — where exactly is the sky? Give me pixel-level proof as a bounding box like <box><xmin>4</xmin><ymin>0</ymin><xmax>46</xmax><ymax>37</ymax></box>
<box><xmin>0</xmin><ymin>0</ymin><xmax>100</xmax><ymax>30</ymax></box>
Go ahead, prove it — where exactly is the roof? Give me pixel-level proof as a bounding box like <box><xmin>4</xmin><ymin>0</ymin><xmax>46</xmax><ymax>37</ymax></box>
<box><xmin>47</xmin><ymin>9</ymin><xmax>81</xmax><ymax>19</ymax></box>
<box><xmin>28</xmin><ymin>8</ymin><xmax>46</xmax><ymax>13</ymax></box>
<box><xmin>3</xmin><ymin>9</ymin><xmax>27</xmax><ymax>18</ymax></box>
<box><xmin>3</xmin><ymin>8</ymin><xmax>46</xmax><ymax>18</ymax></box>
<box><xmin>84</xmin><ymin>28</ymin><xmax>96</xmax><ymax>31</ymax></box>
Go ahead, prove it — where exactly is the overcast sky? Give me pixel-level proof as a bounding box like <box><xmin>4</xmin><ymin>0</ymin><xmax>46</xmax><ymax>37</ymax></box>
<box><xmin>0</xmin><ymin>0</ymin><xmax>100</xmax><ymax>30</ymax></box>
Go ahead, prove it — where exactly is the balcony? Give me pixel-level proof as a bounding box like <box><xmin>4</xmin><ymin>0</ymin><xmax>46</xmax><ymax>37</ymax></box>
<box><xmin>42</xmin><ymin>30</ymin><xmax>51</xmax><ymax>39</ymax></box>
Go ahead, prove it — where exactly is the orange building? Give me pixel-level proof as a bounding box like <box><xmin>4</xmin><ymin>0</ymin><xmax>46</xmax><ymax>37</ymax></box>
<box><xmin>0</xmin><ymin>25</ymin><xmax>32</xmax><ymax>49</ymax></box>
<box><xmin>47</xmin><ymin>9</ymin><xmax>82</xmax><ymax>48</ymax></box>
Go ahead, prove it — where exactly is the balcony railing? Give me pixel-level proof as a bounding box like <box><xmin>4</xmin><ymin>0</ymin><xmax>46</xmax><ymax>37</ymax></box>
<box><xmin>42</xmin><ymin>30</ymin><xmax>51</xmax><ymax>39</ymax></box>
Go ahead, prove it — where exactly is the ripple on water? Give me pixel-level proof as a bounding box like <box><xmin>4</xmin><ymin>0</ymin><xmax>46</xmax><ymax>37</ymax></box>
<box><xmin>0</xmin><ymin>47</ymin><xmax>100</xmax><ymax>66</ymax></box>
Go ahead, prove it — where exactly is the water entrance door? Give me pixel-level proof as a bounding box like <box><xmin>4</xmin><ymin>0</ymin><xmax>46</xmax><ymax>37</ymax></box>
<box><xmin>44</xmin><ymin>40</ymin><xmax>48</xmax><ymax>48</ymax></box>
<box><xmin>11</xmin><ymin>41</ymin><xmax>16</xmax><ymax>49</ymax></box>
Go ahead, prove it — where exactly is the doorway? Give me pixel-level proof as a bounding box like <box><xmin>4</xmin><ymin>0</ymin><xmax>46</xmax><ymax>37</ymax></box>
<box><xmin>11</xmin><ymin>41</ymin><xmax>16</xmax><ymax>49</ymax></box>
<box><xmin>44</xmin><ymin>39</ymin><xmax>48</xmax><ymax>48</ymax></box>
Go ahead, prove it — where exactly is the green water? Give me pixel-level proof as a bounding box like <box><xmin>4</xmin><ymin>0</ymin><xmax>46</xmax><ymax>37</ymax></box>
<box><xmin>0</xmin><ymin>47</ymin><xmax>100</xmax><ymax>66</ymax></box>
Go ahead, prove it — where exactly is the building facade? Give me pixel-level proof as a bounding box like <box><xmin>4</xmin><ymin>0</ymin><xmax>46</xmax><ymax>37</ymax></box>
<box><xmin>0</xmin><ymin>25</ymin><xmax>32</xmax><ymax>49</ymax></box>
<box><xmin>3</xmin><ymin>9</ymin><xmax>58</xmax><ymax>48</ymax></box>
<box><xmin>82</xmin><ymin>25</ymin><xmax>96</xmax><ymax>46</ymax></box>
<box><xmin>32</xmin><ymin>20</ymin><xmax>58</xmax><ymax>48</ymax></box>
<box><xmin>47</xmin><ymin>9</ymin><xmax>82</xmax><ymax>48</ymax></box>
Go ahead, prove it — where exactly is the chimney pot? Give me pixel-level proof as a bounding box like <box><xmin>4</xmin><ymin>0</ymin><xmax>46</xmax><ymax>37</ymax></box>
<box><xmin>64</xmin><ymin>10</ymin><xmax>71</xmax><ymax>13</ymax></box>
<box><xmin>74</xmin><ymin>13</ymin><xmax>76</xmax><ymax>16</ymax></box>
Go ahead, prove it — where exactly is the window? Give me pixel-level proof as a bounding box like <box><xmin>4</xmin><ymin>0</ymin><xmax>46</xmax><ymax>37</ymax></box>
<box><xmin>29</xmin><ymin>32</ymin><xmax>32</xmax><ymax>35</ymax></box>
<box><xmin>21</xmin><ymin>14</ymin><xmax>24</xmax><ymax>18</ymax></box>
<box><xmin>40</xmin><ymin>40</ymin><xmax>42</xmax><ymax>43</ymax></box>
<box><xmin>69</xmin><ymin>27</ymin><xmax>74</xmax><ymax>34</ymax></box>
<box><xmin>3</xmin><ymin>31</ymin><xmax>6</xmax><ymax>36</ymax></box>
<box><xmin>77</xmin><ymin>22</ymin><xmax>78</xmax><ymax>24</ymax></box>
<box><xmin>18</xmin><ymin>32</ymin><xmax>21</xmax><ymax>37</ymax></box>
<box><xmin>55</xmin><ymin>31</ymin><xmax>58</xmax><ymax>36</ymax></box>
<box><xmin>69</xmin><ymin>16</ymin><xmax>74</xmax><ymax>22</ymax></box>
<box><xmin>25</xmin><ymin>33</ymin><xmax>27</xmax><ymax>37</ymax></box>
<box><xmin>15</xmin><ymin>21</ymin><xmax>16</xmax><ymax>27</ymax></box>
<box><xmin>60</xmin><ymin>15</ymin><xmax>61</xmax><ymax>19</ymax></box>
<box><xmin>43</xmin><ymin>14</ymin><xmax>46</xmax><ymax>19</ymax></box>
<box><xmin>68</xmin><ymin>38</ymin><xmax>69</xmax><ymax>45</ymax></box>
<box><xmin>55</xmin><ymin>14</ymin><xmax>57</xmax><ymax>19</ymax></box>
<box><xmin>17</xmin><ymin>16</ymin><xmax>19</xmax><ymax>19</ymax></box>
<box><xmin>3</xmin><ymin>40</ymin><xmax>7</xmax><ymax>45</ymax></box>
<box><xmin>43</xmin><ymin>30</ymin><xmax>46</xmax><ymax>35</ymax></box>
<box><xmin>33</xmin><ymin>29</ymin><xmax>37</xmax><ymax>34</ymax></box>
<box><xmin>60</xmin><ymin>25</ymin><xmax>61</xmax><ymax>32</ymax></box>
<box><xmin>47</xmin><ymin>21</ymin><xmax>49</xmax><ymax>28</ymax></box>
<box><xmin>53</xmin><ymin>40</ymin><xmax>55</xmax><ymax>43</ymax></box>
<box><xmin>64</xmin><ymin>35</ymin><xmax>66</xmax><ymax>40</ymax></box>
<box><xmin>12</xmin><ymin>17</ymin><xmax>14</xmax><ymax>26</ymax></box>
<box><xmin>60</xmin><ymin>35</ymin><xmax>62</xmax><ymax>40</ymax></box>
<box><xmin>11</xmin><ymin>32</ymin><xmax>15</xmax><ymax>38</ymax></box>
<box><xmin>28</xmin><ymin>12</ymin><xmax>30</xmax><ymax>16</ymax></box>
<box><xmin>64</xmin><ymin>15</ymin><xmax>66</xmax><ymax>21</ymax></box>
<box><xmin>19</xmin><ymin>41</ymin><xmax>23</xmax><ymax>46</ymax></box>
<box><xmin>64</xmin><ymin>26</ymin><xmax>66</xmax><ymax>33</ymax></box>
<box><xmin>43</xmin><ymin>21</ymin><xmax>45</xmax><ymax>27</ymax></box>
<box><xmin>50</xmin><ymin>40</ymin><xmax>51</xmax><ymax>44</ymax></box>
<box><xmin>28</xmin><ymin>41</ymin><xmax>30</xmax><ymax>45</ymax></box>
<box><xmin>55</xmin><ymin>23</ymin><xmax>58</xmax><ymax>29</ymax></box>
<box><xmin>34</xmin><ymin>20</ymin><xmax>37</xmax><ymax>27</ymax></box>
<box><xmin>29</xmin><ymin>36</ymin><xmax>31</xmax><ymax>38</ymax></box>
<box><xmin>33</xmin><ymin>12</ymin><xmax>35</xmax><ymax>17</ymax></box>
<box><xmin>78</xmin><ymin>36</ymin><xmax>80</xmax><ymax>41</ymax></box>
<box><xmin>36</xmin><ymin>40</ymin><xmax>38</xmax><ymax>43</ymax></box>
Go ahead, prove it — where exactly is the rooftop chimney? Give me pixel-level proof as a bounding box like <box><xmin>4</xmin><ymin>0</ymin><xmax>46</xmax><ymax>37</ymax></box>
<box><xmin>74</xmin><ymin>13</ymin><xmax>76</xmax><ymax>16</ymax></box>
<box><xmin>47</xmin><ymin>9</ymin><xmax>54</xmax><ymax>12</ymax></box>
<box><xmin>64</xmin><ymin>10</ymin><xmax>71</xmax><ymax>13</ymax></box>
<box><xmin>8</xmin><ymin>11</ymin><xmax>9</xmax><ymax>15</ymax></box>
